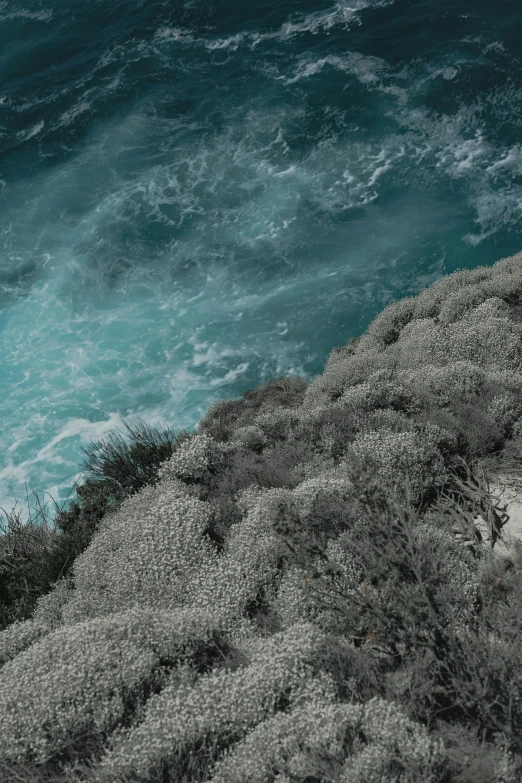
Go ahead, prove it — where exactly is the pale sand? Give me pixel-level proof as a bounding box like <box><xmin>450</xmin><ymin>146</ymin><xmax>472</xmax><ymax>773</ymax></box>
<box><xmin>471</xmin><ymin>472</ymin><xmax>522</xmax><ymax>565</ymax></box>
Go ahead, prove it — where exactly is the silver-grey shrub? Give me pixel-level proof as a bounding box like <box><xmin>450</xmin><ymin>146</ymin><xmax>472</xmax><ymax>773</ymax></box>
<box><xmin>4</xmin><ymin>250</ymin><xmax>522</xmax><ymax>781</ymax></box>
<box><xmin>206</xmin><ymin>693</ymin><xmax>447</xmax><ymax>783</ymax></box>
<box><xmin>92</xmin><ymin>622</ymin><xmax>340</xmax><ymax>781</ymax></box>
<box><xmin>0</xmin><ymin>605</ymin><xmax>218</xmax><ymax>766</ymax></box>
<box><xmin>0</xmin><ymin>575</ymin><xmax>75</xmax><ymax>664</ymax></box>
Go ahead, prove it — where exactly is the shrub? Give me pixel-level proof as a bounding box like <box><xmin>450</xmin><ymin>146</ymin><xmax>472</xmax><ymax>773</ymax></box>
<box><xmin>408</xmin><ymin>265</ymin><xmax>494</xmax><ymax>321</ymax></box>
<box><xmin>58</xmin><ymin>478</ymin><xmax>219</xmax><ymax>627</ymax></box>
<box><xmin>6</xmin><ymin>250</ymin><xmax>522</xmax><ymax>783</ymax></box>
<box><xmin>206</xmin><ymin>694</ymin><xmax>447</xmax><ymax>783</ymax></box>
<box><xmin>73</xmin><ymin>417</ymin><xmax>194</xmax><ymax>501</ymax></box>
<box><xmin>269</xmin><ymin>449</ymin><xmax>522</xmax><ymax>760</ymax></box>
<box><xmin>354</xmin><ymin>295</ymin><xmax>416</xmax><ymax>352</ymax></box>
<box><xmin>0</xmin><ymin>606</ymin><xmax>219</xmax><ymax>769</ymax></box>
<box><xmin>196</xmin><ymin>376</ymin><xmax>308</xmax><ymax>443</ymax></box>
<box><xmin>0</xmin><ymin>418</ymin><xmax>194</xmax><ymax>632</ymax></box>
<box><xmin>90</xmin><ymin>622</ymin><xmax>339</xmax><ymax>782</ymax></box>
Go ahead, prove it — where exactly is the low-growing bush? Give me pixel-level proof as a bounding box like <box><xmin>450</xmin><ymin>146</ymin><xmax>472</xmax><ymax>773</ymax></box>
<box><xmin>0</xmin><ymin>418</ymin><xmax>194</xmax><ymax>631</ymax></box>
<box><xmin>5</xmin><ymin>253</ymin><xmax>522</xmax><ymax>782</ymax></box>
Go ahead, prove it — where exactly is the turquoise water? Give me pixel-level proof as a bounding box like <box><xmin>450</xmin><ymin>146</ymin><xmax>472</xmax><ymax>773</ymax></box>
<box><xmin>2</xmin><ymin>0</ymin><xmax>522</xmax><ymax>527</ymax></box>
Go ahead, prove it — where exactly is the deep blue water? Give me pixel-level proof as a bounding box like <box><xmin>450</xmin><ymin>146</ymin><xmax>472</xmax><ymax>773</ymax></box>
<box><xmin>3</xmin><ymin>0</ymin><xmax>522</xmax><ymax>528</ymax></box>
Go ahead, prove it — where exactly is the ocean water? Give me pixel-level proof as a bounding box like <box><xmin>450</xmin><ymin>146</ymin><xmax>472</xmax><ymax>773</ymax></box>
<box><xmin>2</xmin><ymin>0</ymin><xmax>522</xmax><ymax>528</ymax></box>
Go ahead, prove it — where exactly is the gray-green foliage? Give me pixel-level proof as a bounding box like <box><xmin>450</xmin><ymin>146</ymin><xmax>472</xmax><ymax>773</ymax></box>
<box><xmin>0</xmin><ymin>416</ymin><xmax>196</xmax><ymax>635</ymax></box>
<box><xmin>205</xmin><ymin>694</ymin><xmax>447</xmax><ymax>783</ymax></box>
<box><xmin>3</xmin><ymin>251</ymin><xmax>522</xmax><ymax>781</ymax></box>
<box><xmin>0</xmin><ymin>606</ymin><xmax>218</xmax><ymax>766</ymax></box>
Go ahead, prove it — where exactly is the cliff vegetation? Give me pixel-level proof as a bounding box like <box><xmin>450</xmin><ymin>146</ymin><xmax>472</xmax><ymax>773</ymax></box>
<box><xmin>3</xmin><ymin>251</ymin><xmax>522</xmax><ymax>781</ymax></box>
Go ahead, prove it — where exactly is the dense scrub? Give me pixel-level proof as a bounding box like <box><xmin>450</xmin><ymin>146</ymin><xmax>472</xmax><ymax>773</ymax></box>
<box><xmin>0</xmin><ymin>417</ymin><xmax>195</xmax><ymax>632</ymax></box>
<box><xmin>3</xmin><ymin>250</ymin><xmax>522</xmax><ymax>781</ymax></box>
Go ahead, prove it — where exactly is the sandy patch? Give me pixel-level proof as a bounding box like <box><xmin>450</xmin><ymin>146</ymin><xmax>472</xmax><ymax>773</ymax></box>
<box><xmin>471</xmin><ymin>472</ymin><xmax>522</xmax><ymax>564</ymax></box>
